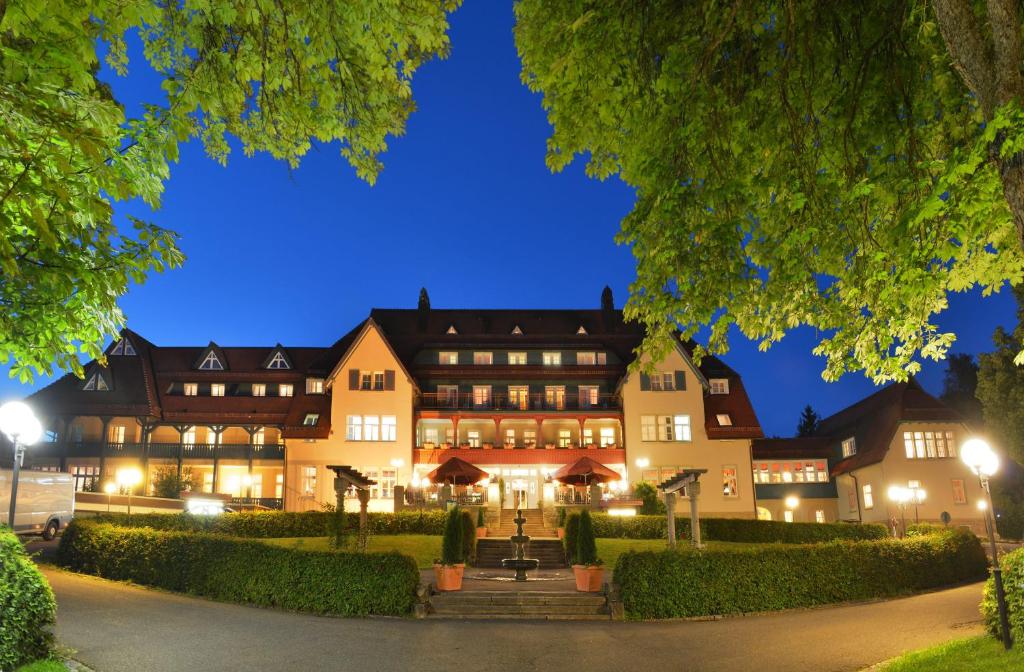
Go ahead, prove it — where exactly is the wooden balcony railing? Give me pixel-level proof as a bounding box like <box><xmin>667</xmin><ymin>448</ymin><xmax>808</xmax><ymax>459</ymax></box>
<box><xmin>30</xmin><ymin>441</ymin><xmax>285</xmax><ymax>461</ymax></box>
<box><xmin>417</xmin><ymin>392</ymin><xmax>621</xmax><ymax>412</ymax></box>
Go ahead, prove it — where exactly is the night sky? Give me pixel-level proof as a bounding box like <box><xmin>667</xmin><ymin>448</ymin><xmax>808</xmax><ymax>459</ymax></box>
<box><xmin>1</xmin><ymin>3</ymin><xmax>1018</xmax><ymax>437</ymax></box>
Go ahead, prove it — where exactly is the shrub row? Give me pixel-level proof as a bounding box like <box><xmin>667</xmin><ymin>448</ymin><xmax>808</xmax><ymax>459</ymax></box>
<box><xmin>0</xmin><ymin>527</ymin><xmax>56</xmax><ymax>670</ymax></box>
<box><xmin>614</xmin><ymin>529</ymin><xmax>987</xmax><ymax>619</ymax></box>
<box><xmin>90</xmin><ymin>509</ymin><xmax>449</xmax><ymax>538</ymax></box>
<box><xmin>589</xmin><ymin>513</ymin><xmax>889</xmax><ymax>543</ymax></box>
<box><xmin>57</xmin><ymin>520</ymin><xmax>420</xmax><ymax>616</ymax></box>
<box><xmin>983</xmin><ymin>546</ymin><xmax>1024</xmax><ymax>643</ymax></box>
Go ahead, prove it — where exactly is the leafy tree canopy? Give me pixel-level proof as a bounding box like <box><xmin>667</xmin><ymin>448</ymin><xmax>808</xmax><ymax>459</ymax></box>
<box><xmin>1</xmin><ymin>0</ymin><xmax>459</xmax><ymax>381</ymax></box>
<box><xmin>514</xmin><ymin>0</ymin><xmax>1024</xmax><ymax>382</ymax></box>
<box><xmin>978</xmin><ymin>285</ymin><xmax>1024</xmax><ymax>465</ymax></box>
<box><xmin>939</xmin><ymin>352</ymin><xmax>984</xmax><ymax>426</ymax></box>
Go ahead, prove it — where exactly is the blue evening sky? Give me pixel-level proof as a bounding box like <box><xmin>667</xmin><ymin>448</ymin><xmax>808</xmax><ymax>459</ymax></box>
<box><xmin>1</xmin><ymin>3</ymin><xmax>1017</xmax><ymax>436</ymax></box>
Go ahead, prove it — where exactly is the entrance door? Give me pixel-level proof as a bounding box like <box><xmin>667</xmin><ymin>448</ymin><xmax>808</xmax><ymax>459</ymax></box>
<box><xmin>513</xmin><ymin>487</ymin><xmax>529</xmax><ymax>509</ymax></box>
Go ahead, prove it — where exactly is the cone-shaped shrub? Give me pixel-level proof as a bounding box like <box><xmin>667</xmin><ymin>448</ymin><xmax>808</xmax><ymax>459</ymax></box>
<box><xmin>461</xmin><ymin>509</ymin><xmax>476</xmax><ymax>564</ymax></box>
<box><xmin>564</xmin><ymin>512</ymin><xmax>581</xmax><ymax>564</ymax></box>
<box><xmin>557</xmin><ymin>507</ymin><xmax>567</xmax><ymax>527</ymax></box>
<box><xmin>476</xmin><ymin>508</ymin><xmax>486</xmax><ymax>527</ymax></box>
<box><xmin>441</xmin><ymin>506</ymin><xmax>464</xmax><ymax>565</ymax></box>
<box><xmin>575</xmin><ymin>509</ymin><xmax>600</xmax><ymax>566</ymax></box>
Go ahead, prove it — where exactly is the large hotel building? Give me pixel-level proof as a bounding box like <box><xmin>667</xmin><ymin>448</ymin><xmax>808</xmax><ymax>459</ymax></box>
<box><xmin>18</xmin><ymin>290</ymin><xmax>988</xmax><ymax>529</ymax></box>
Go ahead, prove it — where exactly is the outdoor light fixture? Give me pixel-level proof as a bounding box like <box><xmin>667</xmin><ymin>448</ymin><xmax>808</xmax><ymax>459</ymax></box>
<box><xmin>784</xmin><ymin>495</ymin><xmax>799</xmax><ymax>509</ymax></box>
<box><xmin>887</xmin><ymin>486</ymin><xmax>913</xmax><ymax>538</ymax></box>
<box><xmin>103</xmin><ymin>481</ymin><xmax>117</xmax><ymax>513</ymax></box>
<box><xmin>390</xmin><ymin>458</ymin><xmax>405</xmax><ymax>468</ymax></box>
<box><xmin>0</xmin><ymin>400</ymin><xmax>42</xmax><ymax>529</ymax></box>
<box><xmin>960</xmin><ymin>438</ymin><xmax>1012</xmax><ymax>649</ymax></box>
<box><xmin>978</xmin><ymin>499</ymin><xmax>988</xmax><ymax>511</ymax></box>
<box><xmin>635</xmin><ymin>458</ymin><xmax>650</xmax><ymax>468</ymax></box>
<box><xmin>116</xmin><ymin>468</ymin><xmax>143</xmax><ymax>518</ymax></box>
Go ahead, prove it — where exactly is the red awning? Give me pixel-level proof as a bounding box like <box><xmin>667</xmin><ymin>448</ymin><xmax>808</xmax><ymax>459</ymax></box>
<box><xmin>552</xmin><ymin>456</ymin><xmax>621</xmax><ymax>485</ymax></box>
<box><xmin>426</xmin><ymin>456</ymin><xmax>490</xmax><ymax>485</ymax></box>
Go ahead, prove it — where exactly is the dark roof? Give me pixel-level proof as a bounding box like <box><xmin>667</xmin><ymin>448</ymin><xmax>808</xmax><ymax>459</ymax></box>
<box><xmin>752</xmin><ymin>437</ymin><xmax>834</xmax><ymax>460</ymax></box>
<box><xmin>818</xmin><ymin>380</ymin><xmax>962</xmax><ymax>475</ymax></box>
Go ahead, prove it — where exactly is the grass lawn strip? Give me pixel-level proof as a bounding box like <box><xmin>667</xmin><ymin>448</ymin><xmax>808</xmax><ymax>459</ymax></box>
<box><xmin>875</xmin><ymin>636</ymin><xmax>1023</xmax><ymax>671</ymax></box>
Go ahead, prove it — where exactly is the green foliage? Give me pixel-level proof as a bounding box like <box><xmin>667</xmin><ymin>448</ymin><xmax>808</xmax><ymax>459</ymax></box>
<box><xmin>476</xmin><ymin>508</ymin><xmax>485</xmax><ymax>528</ymax></box>
<box><xmin>940</xmin><ymin>353</ymin><xmax>985</xmax><ymax>426</ymax></box>
<box><xmin>876</xmin><ymin>635</ymin><xmax>1024</xmax><ymax>672</ymax></box>
<box><xmin>56</xmin><ymin>519</ymin><xmax>419</xmax><ymax>616</ymax></box>
<box><xmin>91</xmin><ymin>509</ymin><xmax>448</xmax><ymax>537</ymax></box>
<box><xmin>633</xmin><ymin>482</ymin><xmax>666</xmax><ymax>516</ymax></box>
<box><xmin>0</xmin><ymin>528</ymin><xmax>56</xmax><ymax>669</ymax></box>
<box><xmin>574</xmin><ymin>510</ymin><xmax>600</xmax><ymax>566</ymax></box>
<box><xmin>589</xmin><ymin>513</ymin><xmax>889</xmax><ymax>543</ymax></box>
<box><xmin>460</xmin><ymin>510</ymin><xmax>476</xmax><ymax>565</ymax></box>
<box><xmin>982</xmin><ymin>546</ymin><xmax>1024</xmax><ymax>643</ymax></box>
<box><xmin>615</xmin><ymin>530</ymin><xmax>987</xmax><ymax>619</ymax></box>
<box><xmin>150</xmin><ymin>466</ymin><xmax>194</xmax><ymax>499</ymax></box>
<box><xmin>440</xmin><ymin>507</ymin><xmax>464</xmax><ymax>565</ymax></box>
<box><xmin>978</xmin><ymin>287</ymin><xmax>1024</xmax><ymax>466</ymax></box>
<box><xmin>557</xmin><ymin>506</ymin><xmax>567</xmax><ymax>526</ymax></box>
<box><xmin>563</xmin><ymin>512</ymin><xmax>580</xmax><ymax>565</ymax></box>
<box><xmin>13</xmin><ymin>661</ymin><xmax>67</xmax><ymax>672</ymax></box>
<box><xmin>514</xmin><ymin>1</ymin><xmax>1024</xmax><ymax>382</ymax></box>
<box><xmin>797</xmin><ymin>405</ymin><xmax>821</xmax><ymax>437</ymax></box>
<box><xmin>906</xmin><ymin>523</ymin><xmax>948</xmax><ymax>537</ymax></box>
<box><xmin>1</xmin><ymin>0</ymin><xmax>460</xmax><ymax>381</ymax></box>
<box><xmin>327</xmin><ymin>497</ymin><xmax>349</xmax><ymax>550</ymax></box>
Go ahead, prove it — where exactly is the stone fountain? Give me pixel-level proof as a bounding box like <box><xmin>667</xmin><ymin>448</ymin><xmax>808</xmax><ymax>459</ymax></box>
<box><xmin>501</xmin><ymin>508</ymin><xmax>540</xmax><ymax>581</ymax></box>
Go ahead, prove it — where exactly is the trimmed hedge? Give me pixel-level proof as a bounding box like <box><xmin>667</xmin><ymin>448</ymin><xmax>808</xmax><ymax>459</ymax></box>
<box><xmin>89</xmin><ymin>509</ymin><xmax>448</xmax><ymax>538</ymax></box>
<box><xmin>983</xmin><ymin>546</ymin><xmax>1024</xmax><ymax>643</ymax></box>
<box><xmin>57</xmin><ymin>520</ymin><xmax>419</xmax><ymax>616</ymax></box>
<box><xmin>614</xmin><ymin>529</ymin><xmax>987</xmax><ymax>619</ymax></box>
<box><xmin>0</xmin><ymin>527</ymin><xmax>56</xmax><ymax>670</ymax></box>
<box><xmin>591</xmin><ymin>513</ymin><xmax>889</xmax><ymax>543</ymax></box>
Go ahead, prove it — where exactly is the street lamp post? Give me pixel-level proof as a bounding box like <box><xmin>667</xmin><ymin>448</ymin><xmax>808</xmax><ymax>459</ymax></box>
<box><xmin>887</xmin><ymin>486</ymin><xmax>910</xmax><ymax>537</ymax></box>
<box><xmin>116</xmin><ymin>468</ymin><xmax>142</xmax><ymax>519</ymax></box>
<box><xmin>961</xmin><ymin>438</ymin><xmax>1012</xmax><ymax>650</ymax></box>
<box><xmin>103</xmin><ymin>481</ymin><xmax>116</xmax><ymax>513</ymax></box>
<box><xmin>0</xmin><ymin>401</ymin><xmax>42</xmax><ymax>530</ymax></box>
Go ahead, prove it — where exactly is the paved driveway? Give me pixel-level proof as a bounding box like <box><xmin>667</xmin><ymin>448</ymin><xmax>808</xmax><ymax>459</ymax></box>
<box><xmin>41</xmin><ymin>567</ymin><xmax>986</xmax><ymax>672</ymax></box>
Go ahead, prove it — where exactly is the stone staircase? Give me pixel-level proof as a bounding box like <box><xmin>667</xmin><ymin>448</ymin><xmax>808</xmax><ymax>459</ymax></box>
<box><xmin>429</xmin><ymin>590</ymin><xmax>611</xmax><ymax>620</ymax></box>
<box><xmin>487</xmin><ymin>508</ymin><xmax>553</xmax><ymax>538</ymax></box>
<box><xmin>474</xmin><ymin>538</ymin><xmax>567</xmax><ymax>569</ymax></box>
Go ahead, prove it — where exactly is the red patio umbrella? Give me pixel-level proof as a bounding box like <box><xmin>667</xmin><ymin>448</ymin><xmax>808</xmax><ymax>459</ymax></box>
<box><xmin>426</xmin><ymin>456</ymin><xmax>490</xmax><ymax>485</ymax></box>
<box><xmin>552</xmin><ymin>456</ymin><xmax>621</xmax><ymax>486</ymax></box>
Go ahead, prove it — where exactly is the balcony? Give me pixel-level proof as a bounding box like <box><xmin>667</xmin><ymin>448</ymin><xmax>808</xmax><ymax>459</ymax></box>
<box><xmin>30</xmin><ymin>441</ymin><xmax>285</xmax><ymax>461</ymax></box>
<box><xmin>417</xmin><ymin>392</ymin><xmax>621</xmax><ymax>413</ymax></box>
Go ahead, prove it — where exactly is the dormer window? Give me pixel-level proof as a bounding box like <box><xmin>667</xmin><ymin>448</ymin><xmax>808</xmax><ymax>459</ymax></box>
<box><xmin>446</xmin><ymin>324</ymin><xmax>458</xmax><ymax>335</ymax></box>
<box><xmin>82</xmin><ymin>371</ymin><xmax>110</xmax><ymax>391</ymax></box>
<box><xmin>266</xmin><ymin>351</ymin><xmax>290</xmax><ymax>369</ymax></box>
<box><xmin>110</xmin><ymin>338</ymin><xmax>135</xmax><ymax>356</ymax></box>
<box><xmin>303</xmin><ymin>413</ymin><xmax>320</xmax><ymax>426</ymax></box>
<box><xmin>198</xmin><ymin>351</ymin><xmax>223</xmax><ymax>370</ymax></box>
<box><xmin>709</xmin><ymin>378</ymin><xmax>730</xmax><ymax>395</ymax></box>
<box><xmin>511</xmin><ymin>325</ymin><xmax>523</xmax><ymax>335</ymax></box>
<box><xmin>576</xmin><ymin>325</ymin><xmax>588</xmax><ymax>335</ymax></box>
<box><xmin>716</xmin><ymin>413</ymin><xmax>733</xmax><ymax>426</ymax></box>
<box><xmin>306</xmin><ymin>378</ymin><xmax>325</xmax><ymax>394</ymax></box>
<box><xmin>841</xmin><ymin>437</ymin><xmax>857</xmax><ymax>458</ymax></box>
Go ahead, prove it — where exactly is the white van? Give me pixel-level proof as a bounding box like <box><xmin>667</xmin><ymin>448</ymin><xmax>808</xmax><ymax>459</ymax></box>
<box><xmin>0</xmin><ymin>469</ymin><xmax>75</xmax><ymax>539</ymax></box>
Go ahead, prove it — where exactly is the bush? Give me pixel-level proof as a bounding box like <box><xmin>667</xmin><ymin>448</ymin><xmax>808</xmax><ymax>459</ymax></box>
<box><xmin>575</xmin><ymin>510</ymin><xmax>599</xmax><ymax>566</ymax></box>
<box><xmin>476</xmin><ymin>508</ymin><xmax>485</xmax><ymax>528</ymax></box>
<box><xmin>460</xmin><ymin>510</ymin><xmax>476</xmax><ymax>565</ymax></box>
<box><xmin>440</xmin><ymin>507</ymin><xmax>464</xmax><ymax>565</ymax></box>
<box><xmin>614</xmin><ymin>529</ymin><xmax>987</xmax><ymax>619</ymax></box>
<box><xmin>590</xmin><ymin>513</ymin><xmax>888</xmax><ymax>543</ymax></box>
<box><xmin>557</xmin><ymin>507</ymin><xmax>567</xmax><ymax>527</ymax></box>
<box><xmin>91</xmin><ymin>509</ymin><xmax>449</xmax><ymax>538</ymax></box>
<box><xmin>564</xmin><ymin>512</ymin><xmax>582</xmax><ymax>565</ymax></box>
<box><xmin>0</xmin><ymin>527</ymin><xmax>56</xmax><ymax>669</ymax></box>
<box><xmin>983</xmin><ymin>546</ymin><xmax>1024</xmax><ymax>643</ymax></box>
<box><xmin>56</xmin><ymin>520</ymin><xmax>419</xmax><ymax>616</ymax></box>
<box><xmin>633</xmin><ymin>482</ymin><xmax>666</xmax><ymax>515</ymax></box>
<box><xmin>906</xmin><ymin>523</ymin><xmax>948</xmax><ymax>537</ymax></box>
<box><xmin>150</xmin><ymin>465</ymin><xmax>195</xmax><ymax>499</ymax></box>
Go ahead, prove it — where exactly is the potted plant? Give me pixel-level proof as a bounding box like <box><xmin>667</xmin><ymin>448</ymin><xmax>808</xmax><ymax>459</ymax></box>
<box><xmin>475</xmin><ymin>508</ymin><xmax>488</xmax><ymax>538</ymax></box>
<box><xmin>556</xmin><ymin>507</ymin><xmax>567</xmax><ymax>539</ymax></box>
<box><xmin>433</xmin><ymin>506</ymin><xmax>465</xmax><ymax>591</ymax></box>
<box><xmin>571</xmin><ymin>510</ymin><xmax>604</xmax><ymax>592</ymax></box>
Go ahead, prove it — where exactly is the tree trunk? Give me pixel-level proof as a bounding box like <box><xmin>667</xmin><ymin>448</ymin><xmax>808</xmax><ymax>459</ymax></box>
<box><xmin>999</xmin><ymin>160</ymin><xmax>1024</xmax><ymax>251</ymax></box>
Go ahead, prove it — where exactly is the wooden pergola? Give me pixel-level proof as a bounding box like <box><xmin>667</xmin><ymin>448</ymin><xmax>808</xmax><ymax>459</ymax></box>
<box><xmin>326</xmin><ymin>465</ymin><xmax>377</xmax><ymax>540</ymax></box>
<box><xmin>657</xmin><ymin>469</ymin><xmax>708</xmax><ymax>549</ymax></box>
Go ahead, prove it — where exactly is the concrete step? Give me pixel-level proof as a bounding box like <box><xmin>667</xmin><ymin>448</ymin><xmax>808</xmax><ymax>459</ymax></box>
<box><xmin>429</xmin><ymin>590</ymin><xmax>610</xmax><ymax>620</ymax></box>
<box><xmin>428</xmin><ymin>613</ymin><xmax>612</xmax><ymax>621</ymax></box>
<box><xmin>431</xmin><ymin>593</ymin><xmax>605</xmax><ymax>607</ymax></box>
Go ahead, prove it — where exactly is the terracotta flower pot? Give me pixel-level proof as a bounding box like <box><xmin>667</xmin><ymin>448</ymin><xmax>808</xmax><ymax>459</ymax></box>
<box><xmin>557</xmin><ymin>527</ymin><xmax>565</xmax><ymax>540</ymax></box>
<box><xmin>476</xmin><ymin>526</ymin><xmax>488</xmax><ymax>539</ymax></box>
<box><xmin>434</xmin><ymin>563</ymin><xmax>465</xmax><ymax>591</ymax></box>
<box><xmin>572</xmin><ymin>565</ymin><xmax>604</xmax><ymax>592</ymax></box>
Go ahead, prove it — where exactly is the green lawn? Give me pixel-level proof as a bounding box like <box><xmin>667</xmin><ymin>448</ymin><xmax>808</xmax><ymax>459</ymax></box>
<box><xmin>16</xmin><ymin>661</ymin><xmax>67</xmax><ymax>672</ymax></box>
<box><xmin>878</xmin><ymin>636</ymin><xmax>1022</xmax><ymax>671</ymax></box>
<box><xmin>261</xmin><ymin>535</ymin><xmax>752</xmax><ymax>569</ymax></box>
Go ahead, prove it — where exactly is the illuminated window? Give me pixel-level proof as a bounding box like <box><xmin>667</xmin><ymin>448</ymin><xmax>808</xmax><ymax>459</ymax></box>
<box><xmin>904</xmin><ymin>431</ymin><xmax>956</xmax><ymax>459</ymax></box>
<box><xmin>716</xmin><ymin>413</ymin><xmax>732</xmax><ymax>426</ymax></box>
<box><xmin>473</xmin><ymin>352</ymin><xmax>493</xmax><ymax>365</ymax></box>
<box><xmin>842</xmin><ymin>437</ymin><xmax>856</xmax><ymax>458</ymax></box>
<box><xmin>346</xmin><ymin>416</ymin><xmax>362</xmax><ymax>441</ymax></box>
<box><xmin>372</xmin><ymin>371</ymin><xmax>385</xmax><ymax>390</ymax></box>
<box><xmin>109</xmin><ymin>425</ymin><xmax>126</xmax><ymax>444</ymax></box>
<box><xmin>649</xmin><ymin>372</ymin><xmax>675</xmax><ymax>391</ymax></box>
<box><xmin>303</xmin><ymin>413</ymin><xmax>319</xmax><ymax>426</ymax></box>
<box><xmin>381</xmin><ymin>416</ymin><xmax>397</xmax><ymax>441</ymax></box>
<box><xmin>672</xmin><ymin>415</ymin><xmax>692</xmax><ymax>441</ymax></box>
<box><xmin>206</xmin><ymin>428</ymin><xmax>219</xmax><ymax>445</ymax></box>
<box><xmin>577</xmin><ymin>352</ymin><xmax>597</xmax><ymax>365</ymax></box>
<box><xmin>472</xmin><ymin>385</ymin><xmax>492</xmax><ymax>407</ymax></box>
<box><xmin>542</xmin><ymin>352</ymin><xmax>561</xmax><ymax>366</ymax></box>
<box><xmin>301</xmin><ymin>466</ymin><xmax>317</xmax><ymax>496</ymax></box>
<box><xmin>252</xmin><ymin>383</ymin><xmax>266</xmax><ymax>397</ymax></box>
<box><xmin>600</xmin><ymin>427</ymin><xmax>615</xmax><ymax>447</ymax></box>
<box><xmin>182</xmin><ymin>428</ymin><xmax>196</xmax><ymax>444</ymax></box>
<box><xmin>583</xmin><ymin>428</ymin><xmax>594</xmax><ymax>446</ymax></box>
<box><xmin>722</xmin><ymin>466</ymin><xmax>738</xmax><ymax>497</ymax></box>
<box><xmin>862</xmin><ymin>484</ymin><xmax>874</xmax><ymax>509</ymax></box>
<box><xmin>252</xmin><ymin>429</ymin><xmax>265</xmax><ymax>446</ymax></box>
<box><xmin>523</xmin><ymin>429</ymin><xmax>536</xmax><ymax>446</ymax></box>
<box><xmin>379</xmin><ymin>469</ymin><xmax>396</xmax><ymax>499</ymax></box>
<box><xmin>439</xmin><ymin>351</ymin><xmax>459</xmax><ymax>365</ymax></box>
<box><xmin>640</xmin><ymin>416</ymin><xmax>657</xmax><ymax>441</ymax></box>
<box><xmin>211</xmin><ymin>383</ymin><xmax>225</xmax><ymax>397</ymax></box>
<box><xmin>709</xmin><ymin>378</ymin><xmax>729</xmax><ymax>395</ymax></box>
<box><xmin>279</xmin><ymin>383</ymin><xmax>294</xmax><ymax>397</ymax></box>
<box><xmin>508</xmin><ymin>385</ymin><xmax>529</xmax><ymax>410</ymax></box>
<box><xmin>184</xmin><ymin>383</ymin><xmax>198</xmax><ymax>396</ymax></box>
<box><xmin>424</xmin><ymin>428</ymin><xmax>439</xmax><ymax>445</ymax></box>
<box><xmin>952</xmin><ymin>479</ymin><xmax>967</xmax><ymax>504</ymax></box>
<box><xmin>576</xmin><ymin>325</ymin><xmax>588</xmax><ymax>335</ymax></box>
<box><xmin>753</xmin><ymin>463</ymin><xmax>770</xmax><ymax>484</ymax></box>
<box><xmin>511</xmin><ymin>325</ymin><xmax>523</xmax><ymax>335</ymax></box>
<box><xmin>558</xmin><ymin>430</ymin><xmax>572</xmax><ymax>448</ymax></box>
<box><xmin>508</xmin><ymin>352</ymin><xmax>527</xmax><ymax>365</ymax></box>
<box><xmin>446</xmin><ymin>325</ymin><xmax>458</xmax><ymax>335</ymax></box>
<box><xmin>578</xmin><ymin>385</ymin><xmax>599</xmax><ymax>408</ymax></box>
<box><xmin>783</xmin><ymin>510</ymin><xmax>794</xmax><ymax>523</ymax></box>
<box><xmin>815</xmin><ymin>510</ymin><xmax>826</xmax><ymax>524</ymax></box>
<box><xmin>544</xmin><ymin>385</ymin><xmax>566</xmax><ymax>410</ymax></box>
<box><xmin>306</xmin><ymin>378</ymin><xmax>325</xmax><ymax>394</ymax></box>
<box><xmin>467</xmin><ymin>430</ymin><xmax>481</xmax><ymax>448</ymax></box>
<box><xmin>364</xmin><ymin>415</ymin><xmax>380</xmax><ymax>441</ymax></box>
<box><xmin>505</xmin><ymin>428</ymin><xmax>516</xmax><ymax>446</ymax></box>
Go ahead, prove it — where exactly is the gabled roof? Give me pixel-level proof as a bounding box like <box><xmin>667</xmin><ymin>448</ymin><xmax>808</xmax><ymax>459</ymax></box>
<box><xmin>194</xmin><ymin>342</ymin><xmax>228</xmax><ymax>370</ymax></box>
<box><xmin>752</xmin><ymin>436</ymin><xmax>834</xmax><ymax>460</ymax></box>
<box><xmin>262</xmin><ymin>344</ymin><xmax>293</xmax><ymax>370</ymax></box>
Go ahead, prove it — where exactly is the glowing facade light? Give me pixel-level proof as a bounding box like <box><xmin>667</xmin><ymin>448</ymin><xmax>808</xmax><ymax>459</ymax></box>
<box><xmin>784</xmin><ymin>495</ymin><xmax>799</xmax><ymax>510</ymax></box>
<box><xmin>0</xmin><ymin>401</ymin><xmax>42</xmax><ymax>446</ymax></box>
<box><xmin>888</xmin><ymin>485</ymin><xmax>910</xmax><ymax>503</ymax></box>
<box><xmin>390</xmin><ymin>458</ymin><xmax>405</xmax><ymax>468</ymax></box>
<box><xmin>960</xmin><ymin>438</ymin><xmax>1000</xmax><ymax>477</ymax></box>
<box><xmin>103</xmin><ymin>482</ymin><xmax>117</xmax><ymax>495</ymax></box>
<box><xmin>978</xmin><ymin>499</ymin><xmax>989</xmax><ymax>511</ymax></box>
<box><xmin>635</xmin><ymin>458</ymin><xmax>650</xmax><ymax>468</ymax></box>
<box><xmin>116</xmin><ymin>468</ymin><xmax>142</xmax><ymax>489</ymax></box>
